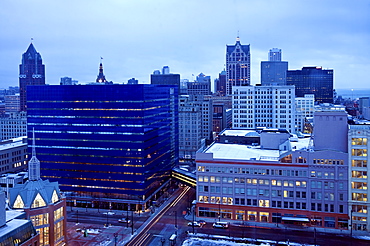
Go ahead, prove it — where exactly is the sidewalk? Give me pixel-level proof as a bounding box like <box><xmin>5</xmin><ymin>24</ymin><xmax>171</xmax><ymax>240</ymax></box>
<box><xmin>184</xmin><ymin>208</ymin><xmax>370</xmax><ymax>238</ymax></box>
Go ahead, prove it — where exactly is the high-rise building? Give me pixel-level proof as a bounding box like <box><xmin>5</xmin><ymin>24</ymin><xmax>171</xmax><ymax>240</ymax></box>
<box><xmin>127</xmin><ymin>78</ymin><xmax>138</xmax><ymax>84</ymax></box>
<box><xmin>226</xmin><ymin>37</ymin><xmax>250</xmax><ymax>95</ymax></box>
<box><xmin>287</xmin><ymin>67</ymin><xmax>334</xmax><ymax>104</ymax></box>
<box><xmin>348</xmin><ymin>125</ymin><xmax>370</xmax><ymax>232</ymax></box>
<box><xmin>269</xmin><ymin>48</ymin><xmax>282</xmax><ymax>61</ymax></box>
<box><xmin>4</xmin><ymin>94</ymin><xmax>20</xmax><ymax>113</ymax></box>
<box><xmin>187</xmin><ymin>73</ymin><xmax>211</xmax><ymax>95</ymax></box>
<box><xmin>26</xmin><ymin>84</ymin><xmax>178</xmax><ymax>210</ymax></box>
<box><xmin>19</xmin><ymin>43</ymin><xmax>45</xmax><ymax>111</ymax></box>
<box><xmin>215</xmin><ymin>70</ymin><xmax>226</xmax><ymax>96</ymax></box>
<box><xmin>60</xmin><ymin>77</ymin><xmax>78</xmax><ymax>85</ymax></box>
<box><xmin>179</xmin><ymin>96</ymin><xmax>205</xmax><ymax>160</ymax></box>
<box><xmin>295</xmin><ymin>94</ymin><xmax>315</xmax><ymax>133</ymax></box>
<box><xmin>232</xmin><ymin>85</ymin><xmax>296</xmax><ymax>133</ymax></box>
<box><xmin>150</xmin><ymin>66</ymin><xmax>180</xmax><ymax>88</ymax></box>
<box><xmin>261</xmin><ymin>48</ymin><xmax>288</xmax><ymax>86</ymax></box>
<box><xmin>0</xmin><ymin>112</ymin><xmax>27</xmax><ymax>141</ymax></box>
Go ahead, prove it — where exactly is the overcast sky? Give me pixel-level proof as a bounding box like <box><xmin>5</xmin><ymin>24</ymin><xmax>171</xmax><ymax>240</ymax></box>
<box><xmin>1</xmin><ymin>0</ymin><xmax>369</xmax><ymax>90</ymax></box>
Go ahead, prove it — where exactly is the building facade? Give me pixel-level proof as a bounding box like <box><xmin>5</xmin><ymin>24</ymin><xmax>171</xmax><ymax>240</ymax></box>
<box><xmin>215</xmin><ymin>70</ymin><xmax>227</xmax><ymax>96</ymax></box>
<box><xmin>295</xmin><ymin>94</ymin><xmax>315</xmax><ymax>133</ymax></box>
<box><xmin>19</xmin><ymin>43</ymin><xmax>45</xmax><ymax>111</ymax></box>
<box><xmin>4</xmin><ymin>94</ymin><xmax>20</xmax><ymax>113</ymax></box>
<box><xmin>26</xmin><ymin>84</ymin><xmax>179</xmax><ymax>210</ymax></box>
<box><xmin>226</xmin><ymin>37</ymin><xmax>250</xmax><ymax>95</ymax></box>
<box><xmin>0</xmin><ymin>111</ymin><xmax>27</xmax><ymax>140</ymax></box>
<box><xmin>0</xmin><ymin>136</ymin><xmax>27</xmax><ymax>175</ymax></box>
<box><xmin>287</xmin><ymin>67</ymin><xmax>333</xmax><ymax>104</ymax></box>
<box><xmin>196</xmin><ymin>119</ymin><xmax>349</xmax><ymax>229</ymax></box>
<box><xmin>232</xmin><ymin>85</ymin><xmax>296</xmax><ymax>134</ymax></box>
<box><xmin>179</xmin><ymin>96</ymin><xmax>204</xmax><ymax>160</ymax></box>
<box><xmin>261</xmin><ymin>48</ymin><xmax>288</xmax><ymax>86</ymax></box>
<box><xmin>348</xmin><ymin>125</ymin><xmax>370</xmax><ymax>232</ymax></box>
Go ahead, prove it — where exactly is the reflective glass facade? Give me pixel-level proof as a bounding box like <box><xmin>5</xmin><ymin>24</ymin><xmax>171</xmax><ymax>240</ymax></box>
<box><xmin>27</xmin><ymin>84</ymin><xmax>178</xmax><ymax>200</ymax></box>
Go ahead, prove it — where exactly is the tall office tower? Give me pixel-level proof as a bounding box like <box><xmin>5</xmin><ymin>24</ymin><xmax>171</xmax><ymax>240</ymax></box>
<box><xmin>151</xmin><ymin>66</ymin><xmax>180</xmax><ymax>88</ymax></box>
<box><xmin>4</xmin><ymin>94</ymin><xmax>20</xmax><ymax>113</ymax></box>
<box><xmin>232</xmin><ymin>85</ymin><xmax>296</xmax><ymax>133</ymax></box>
<box><xmin>287</xmin><ymin>67</ymin><xmax>334</xmax><ymax>104</ymax></box>
<box><xmin>348</xmin><ymin>125</ymin><xmax>370</xmax><ymax>232</ymax></box>
<box><xmin>179</xmin><ymin>96</ymin><xmax>205</xmax><ymax>160</ymax></box>
<box><xmin>19</xmin><ymin>43</ymin><xmax>45</xmax><ymax>111</ymax></box>
<box><xmin>295</xmin><ymin>94</ymin><xmax>315</xmax><ymax>133</ymax></box>
<box><xmin>269</xmin><ymin>48</ymin><xmax>282</xmax><ymax>61</ymax></box>
<box><xmin>0</xmin><ymin>112</ymin><xmax>27</xmax><ymax>140</ymax></box>
<box><xmin>27</xmin><ymin>84</ymin><xmax>178</xmax><ymax>210</ymax></box>
<box><xmin>261</xmin><ymin>48</ymin><xmax>288</xmax><ymax>86</ymax></box>
<box><xmin>187</xmin><ymin>73</ymin><xmax>212</xmax><ymax>95</ymax></box>
<box><xmin>226</xmin><ymin>37</ymin><xmax>251</xmax><ymax>95</ymax></box>
<box><xmin>9</xmin><ymin>133</ymin><xmax>67</xmax><ymax>246</ymax></box>
<box><xmin>188</xmin><ymin>95</ymin><xmax>213</xmax><ymax>144</ymax></box>
<box><xmin>215</xmin><ymin>70</ymin><xmax>227</xmax><ymax>96</ymax></box>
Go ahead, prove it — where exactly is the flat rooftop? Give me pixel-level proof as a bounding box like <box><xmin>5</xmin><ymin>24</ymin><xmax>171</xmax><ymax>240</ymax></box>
<box><xmin>205</xmin><ymin>138</ymin><xmax>310</xmax><ymax>161</ymax></box>
<box><xmin>221</xmin><ymin>129</ymin><xmax>258</xmax><ymax>137</ymax></box>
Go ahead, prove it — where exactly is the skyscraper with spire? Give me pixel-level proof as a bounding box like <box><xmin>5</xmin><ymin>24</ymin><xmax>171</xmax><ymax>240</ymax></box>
<box><xmin>19</xmin><ymin>43</ymin><xmax>45</xmax><ymax>111</ymax></box>
<box><xmin>226</xmin><ymin>37</ymin><xmax>250</xmax><ymax>95</ymax></box>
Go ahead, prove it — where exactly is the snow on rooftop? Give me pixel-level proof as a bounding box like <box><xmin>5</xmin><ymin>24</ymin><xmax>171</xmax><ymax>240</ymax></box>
<box><xmin>206</xmin><ymin>143</ymin><xmax>280</xmax><ymax>161</ymax></box>
<box><xmin>221</xmin><ymin>129</ymin><xmax>256</xmax><ymax>137</ymax></box>
<box><xmin>205</xmin><ymin>138</ymin><xmax>310</xmax><ymax>161</ymax></box>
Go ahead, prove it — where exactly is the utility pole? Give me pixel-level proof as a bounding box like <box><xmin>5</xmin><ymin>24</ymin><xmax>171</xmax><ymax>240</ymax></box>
<box><xmin>175</xmin><ymin>210</ymin><xmax>178</xmax><ymax>234</ymax></box>
<box><xmin>76</xmin><ymin>210</ymin><xmax>79</xmax><ymax>224</ymax></box>
<box><xmin>192</xmin><ymin>206</ymin><xmax>195</xmax><ymax>234</ymax></box>
<box><xmin>131</xmin><ymin>210</ymin><xmax>134</xmax><ymax>235</ymax></box>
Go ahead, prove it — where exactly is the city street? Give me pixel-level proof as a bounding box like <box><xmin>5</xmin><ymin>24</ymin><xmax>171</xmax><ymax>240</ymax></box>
<box><xmin>66</xmin><ymin>185</ymin><xmax>370</xmax><ymax>246</ymax></box>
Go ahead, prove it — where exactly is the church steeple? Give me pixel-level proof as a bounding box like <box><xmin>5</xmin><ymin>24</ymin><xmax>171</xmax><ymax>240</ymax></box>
<box><xmin>29</xmin><ymin>128</ymin><xmax>40</xmax><ymax>181</ymax></box>
<box><xmin>96</xmin><ymin>57</ymin><xmax>107</xmax><ymax>83</ymax></box>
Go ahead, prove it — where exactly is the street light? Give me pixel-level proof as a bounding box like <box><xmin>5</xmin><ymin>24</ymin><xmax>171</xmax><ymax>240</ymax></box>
<box><xmin>350</xmin><ymin>209</ymin><xmax>354</xmax><ymax>238</ymax></box>
<box><xmin>114</xmin><ymin>233</ymin><xmax>118</xmax><ymax>246</ymax></box>
<box><xmin>218</xmin><ymin>198</ymin><xmax>221</xmax><ymax>222</ymax></box>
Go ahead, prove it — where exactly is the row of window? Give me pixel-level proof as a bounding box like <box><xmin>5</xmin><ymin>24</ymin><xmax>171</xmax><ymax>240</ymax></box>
<box><xmin>197</xmin><ymin>166</ymin><xmax>308</xmax><ymax>177</ymax></box>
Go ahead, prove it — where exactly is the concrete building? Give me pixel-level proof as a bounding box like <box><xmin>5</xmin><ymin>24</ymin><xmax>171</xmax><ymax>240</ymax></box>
<box><xmin>150</xmin><ymin>66</ymin><xmax>180</xmax><ymax>88</ymax></box>
<box><xmin>348</xmin><ymin>124</ymin><xmax>370</xmax><ymax>232</ymax></box>
<box><xmin>187</xmin><ymin>73</ymin><xmax>211</xmax><ymax>96</ymax></box>
<box><xmin>196</xmin><ymin>111</ymin><xmax>349</xmax><ymax>229</ymax></box>
<box><xmin>0</xmin><ymin>172</ymin><xmax>28</xmax><ymax>197</ymax></box>
<box><xmin>179</xmin><ymin>96</ymin><xmax>205</xmax><ymax>160</ymax></box>
<box><xmin>0</xmin><ymin>136</ymin><xmax>27</xmax><ymax>175</ymax></box>
<box><xmin>4</xmin><ymin>94</ymin><xmax>20</xmax><ymax>113</ymax></box>
<box><xmin>0</xmin><ymin>111</ymin><xmax>27</xmax><ymax>140</ymax></box>
<box><xmin>232</xmin><ymin>85</ymin><xmax>296</xmax><ymax>134</ymax></box>
<box><xmin>60</xmin><ymin>77</ymin><xmax>78</xmax><ymax>85</ymax></box>
<box><xmin>295</xmin><ymin>94</ymin><xmax>315</xmax><ymax>133</ymax></box>
<box><xmin>226</xmin><ymin>37</ymin><xmax>250</xmax><ymax>95</ymax></box>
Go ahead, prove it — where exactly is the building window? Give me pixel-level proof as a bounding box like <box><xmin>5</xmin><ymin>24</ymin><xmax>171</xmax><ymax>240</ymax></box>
<box><xmin>352</xmin><ymin>138</ymin><xmax>367</xmax><ymax>146</ymax></box>
<box><xmin>352</xmin><ymin>149</ymin><xmax>367</xmax><ymax>157</ymax></box>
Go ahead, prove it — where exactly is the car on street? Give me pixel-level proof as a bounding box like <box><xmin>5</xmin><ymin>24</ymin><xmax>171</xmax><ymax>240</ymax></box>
<box><xmin>213</xmin><ymin>221</ymin><xmax>229</xmax><ymax>228</ymax></box>
<box><xmin>118</xmin><ymin>218</ymin><xmax>131</xmax><ymax>224</ymax></box>
<box><xmin>103</xmin><ymin>212</ymin><xmax>115</xmax><ymax>215</ymax></box>
<box><xmin>187</xmin><ymin>221</ymin><xmax>203</xmax><ymax>227</ymax></box>
<box><xmin>198</xmin><ymin>220</ymin><xmax>206</xmax><ymax>225</ymax></box>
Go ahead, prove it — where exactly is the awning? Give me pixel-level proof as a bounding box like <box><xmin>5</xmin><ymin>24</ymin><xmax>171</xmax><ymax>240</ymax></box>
<box><xmin>282</xmin><ymin>216</ymin><xmax>310</xmax><ymax>222</ymax></box>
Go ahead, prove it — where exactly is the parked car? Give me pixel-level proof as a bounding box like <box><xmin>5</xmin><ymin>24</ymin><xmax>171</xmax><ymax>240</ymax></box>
<box><xmin>118</xmin><ymin>218</ymin><xmax>131</xmax><ymax>224</ymax></box>
<box><xmin>103</xmin><ymin>212</ymin><xmax>115</xmax><ymax>215</ymax></box>
<box><xmin>213</xmin><ymin>221</ymin><xmax>229</xmax><ymax>228</ymax></box>
<box><xmin>187</xmin><ymin>221</ymin><xmax>203</xmax><ymax>227</ymax></box>
<box><xmin>198</xmin><ymin>220</ymin><xmax>206</xmax><ymax>225</ymax></box>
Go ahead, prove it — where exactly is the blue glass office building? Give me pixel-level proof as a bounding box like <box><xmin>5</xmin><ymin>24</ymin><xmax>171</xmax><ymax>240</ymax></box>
<box><xmin>27</xmin><ymin>84</ymin><xmax>178</xmax><ymax>208</ymax></box>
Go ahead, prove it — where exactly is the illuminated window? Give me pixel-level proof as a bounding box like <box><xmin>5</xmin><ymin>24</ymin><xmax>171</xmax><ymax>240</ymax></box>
<box><xmin>51</xmin><ymin>190</ymin><xmax>59</xmax><ymax>204</ymax></box>
<box><xmin>352</xmin><ymin>149</ymin><xmax>367</xmax><ymax>157</ymax></box>
<box><xmin>352</xmin><ymin>138</ymin><xmax>367</xmax><ymax>146</ymax></box>
<box><xmin>54</xmin><ymin>220</ymin><xmax>64</xmax><ymax>241</ymax></box>
<box><xmin>32</xmin><ymin>193</ymin><xmax>46</xmax><ymax>208</ymax></box>
<box><xmin>54</xmin><ymin>207</ymin><xmax>64</xmax><ymax>221</ymax></box>
<box><xmin>13</xmin><ymin>195</ymin><xmax>24</xmax><ymax>209</ymax></box>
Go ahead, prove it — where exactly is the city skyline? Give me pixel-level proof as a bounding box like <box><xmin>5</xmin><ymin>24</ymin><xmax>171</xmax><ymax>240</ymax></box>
<box><xmin>0</xmin><ymin>0</ymin><xmax>369</xmax><ymax>89</ymax></box>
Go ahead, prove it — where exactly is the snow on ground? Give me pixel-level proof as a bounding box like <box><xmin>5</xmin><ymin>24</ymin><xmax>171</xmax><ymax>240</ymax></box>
<box><xmin>182</xmin><ymin>237</ymin><xmax>265</xmax><ymax>246</ymax></box>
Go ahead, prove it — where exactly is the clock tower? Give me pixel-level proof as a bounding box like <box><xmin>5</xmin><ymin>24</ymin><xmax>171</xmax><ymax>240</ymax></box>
<box><xmin>19</xmin><ymin>43</ymin><xmax>45</xmax><ymax>111</ymax></box>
